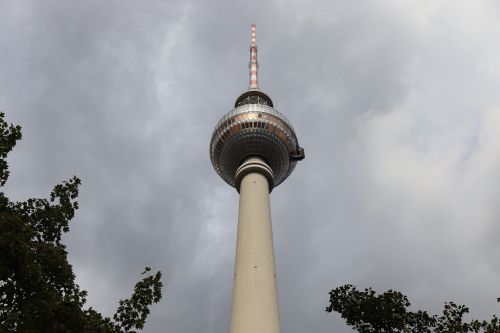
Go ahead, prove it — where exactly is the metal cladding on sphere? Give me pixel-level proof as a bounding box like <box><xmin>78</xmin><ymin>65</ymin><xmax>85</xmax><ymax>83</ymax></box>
<box><xmin>210</xmin><ymin>24</ymin><xmax>305</xmax><ymax>191</ymax></box>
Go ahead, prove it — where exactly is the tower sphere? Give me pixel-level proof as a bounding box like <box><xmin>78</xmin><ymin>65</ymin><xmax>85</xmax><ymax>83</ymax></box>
<box><xmin>210</xmin><ymin>89</ymin><xmax>304</xmax><ymax>190</ymax></box>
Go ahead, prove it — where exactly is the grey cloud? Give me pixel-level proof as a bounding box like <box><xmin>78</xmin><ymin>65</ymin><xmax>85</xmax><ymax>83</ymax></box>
<box><xmin>1</xmin><ymin>1</ymin><xmax>500</xmax><ymax>333</ymax></box>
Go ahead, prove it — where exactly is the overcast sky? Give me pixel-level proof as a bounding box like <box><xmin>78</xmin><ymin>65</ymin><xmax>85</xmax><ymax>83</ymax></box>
<box><xmin>2</xmin><ymin>0</ymin><xmax>500</xmax><ymax>332</ymax></box>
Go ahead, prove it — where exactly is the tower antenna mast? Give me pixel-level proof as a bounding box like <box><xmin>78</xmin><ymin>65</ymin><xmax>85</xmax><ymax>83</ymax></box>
<box><xmin>249</xmin><ymin>23</ymin><xmax>259</xmax><ymax>89</ymax></box>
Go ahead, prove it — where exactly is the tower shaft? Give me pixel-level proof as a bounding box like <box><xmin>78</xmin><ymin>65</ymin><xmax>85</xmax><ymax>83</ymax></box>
<box><xmin>230</xmin><ymin>157</ymin><xmax>280</xmax><ymax>333</ymax></box>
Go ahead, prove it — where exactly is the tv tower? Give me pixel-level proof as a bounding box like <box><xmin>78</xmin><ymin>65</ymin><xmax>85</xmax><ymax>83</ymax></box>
<box><xmin>210</xmin><ymin>23</ymin><xmax>305</xmax><ymax>333</ymax></box>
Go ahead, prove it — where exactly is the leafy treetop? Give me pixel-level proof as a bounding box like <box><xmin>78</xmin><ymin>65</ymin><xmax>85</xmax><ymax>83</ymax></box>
<box><xmin>327</xmin><ymin>284</ymin><xmax>499</xmax><ymax>333</ymax></box>
<box><xmin>0</xmin><ymin>112</ymin><xmax>163</xmax><ymax>333</ymax></box>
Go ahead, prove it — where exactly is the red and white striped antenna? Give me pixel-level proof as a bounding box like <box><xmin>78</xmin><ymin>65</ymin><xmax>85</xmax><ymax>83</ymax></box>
<box><xmin>249</xmin><ymin>23</ymin><xmax>259</xmax><ymax>89</ymax></box>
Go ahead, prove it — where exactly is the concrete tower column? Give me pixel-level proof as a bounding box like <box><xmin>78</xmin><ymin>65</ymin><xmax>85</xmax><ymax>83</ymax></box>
<box><xmin>230</xmin><ymin>157</ymin><xmax>280</xmax><ymax>333</ymax></box>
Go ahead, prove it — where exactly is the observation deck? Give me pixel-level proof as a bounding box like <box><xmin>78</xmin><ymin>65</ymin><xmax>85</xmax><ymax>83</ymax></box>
<box><xmin>210</xmin><ymin>89</ymin><xmax>304</xmax><ymax>190</ymax></box>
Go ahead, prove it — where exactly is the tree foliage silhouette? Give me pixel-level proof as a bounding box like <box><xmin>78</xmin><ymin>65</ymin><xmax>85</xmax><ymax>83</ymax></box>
<box><xmin>327</xmin><ymin>284</ymin><xmax>500</xmax><ymax>333</ymax></box>
<box><xmin>0</xmin><ymin>112</ymin><xmax>163</xmax><ymax>332</ymax></box>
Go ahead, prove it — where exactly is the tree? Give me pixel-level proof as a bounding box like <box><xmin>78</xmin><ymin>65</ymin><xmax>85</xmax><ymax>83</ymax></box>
<box><xmin>0</xmin><ymin>112</ymin><xmax>163</xmax><ymax>332</ymax></box>
<box><xmin>326</xmin><ymin>284</ymin><xmax>500</xmax><ymax>333</ymax></box>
